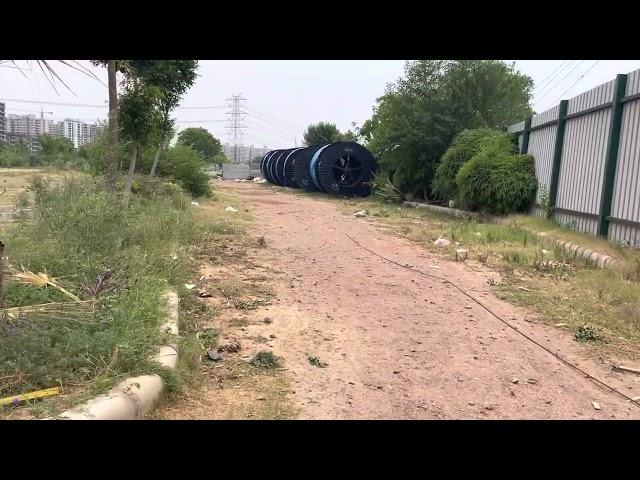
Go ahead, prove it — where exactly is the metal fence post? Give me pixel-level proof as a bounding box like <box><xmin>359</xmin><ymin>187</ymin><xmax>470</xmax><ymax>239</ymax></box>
<box><xmin>548</xmin><ymin>100</ymin><xmax>569</xmax><ymax>219</ymax></box>
<box><xmin>597</xmin><ymin>73</ymin><xmax>628</xmax><ymax>237</ymax></box>
<box><xmin>520</xmin><ymin>117</ymin><xmax>532</xmax><ymax>154</ymax></box>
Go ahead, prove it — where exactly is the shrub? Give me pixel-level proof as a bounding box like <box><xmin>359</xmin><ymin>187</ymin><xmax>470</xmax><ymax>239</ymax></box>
<box><xmin>0</xmin><ymin>144</ymin><xmax>30</xmax><ymax>167</ymax></box>
<box><xmin>160</xmin><ymin>145</ymin><xmax>212</xmax><ymax>198</ymax></box>
<box><xmin>370</xmin><ymin>171</ymin><xmax>401</xmax><ymax>203</ymax></box>
<box><xmin>455</xmin><ymin>147</ymin><xmax>537</xmax><ymax>214</ymax></box>
<box><xmin>432</xmin><ymin>129</ymin><xmax>516</xmax><ymax>201</ymax></box>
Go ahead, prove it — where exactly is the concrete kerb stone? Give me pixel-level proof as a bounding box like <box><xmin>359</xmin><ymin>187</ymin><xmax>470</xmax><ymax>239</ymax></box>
<box><xmin>53</xmin><ymin>290</ymin><xmax>179</xmax><ymax>420</ymax></box>
<box><xmin>403</xmin><ymin>201</ymin><xmax>617</xmax><ymax>270</ymax></box>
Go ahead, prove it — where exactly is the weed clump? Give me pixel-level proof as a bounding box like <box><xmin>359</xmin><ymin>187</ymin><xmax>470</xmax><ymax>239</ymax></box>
<box><xmin>250</xmin><ymin>350</ymin><xmax>281</xmax><ymax>369</ymax></box>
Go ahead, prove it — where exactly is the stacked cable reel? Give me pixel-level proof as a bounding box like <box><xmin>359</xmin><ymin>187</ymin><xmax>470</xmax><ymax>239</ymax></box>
<box><xmin>260</xmin><ymin>142</ymin><xmax>377</xmax><ymax>198</ymax></box>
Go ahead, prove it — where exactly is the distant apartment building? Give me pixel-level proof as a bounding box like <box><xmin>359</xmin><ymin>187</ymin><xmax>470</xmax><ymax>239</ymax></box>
<box><xmin>223</xmin><ymin>143</ymin><xmax>269</xmax><ymax>164</ymax></box>
<box><xmin>0</xmin><ymin>102</ymin><xmax>5</xmax><ymax>143</ymax></box>
<box><xmin>5</xmin><ymin>114</ymin><xmax>37</xmax><ymax>136</ymax></box>
<box><xmin>5</xmin><ymin>133</ymin><xmax>41</xmax><ymax>154</ymax></box>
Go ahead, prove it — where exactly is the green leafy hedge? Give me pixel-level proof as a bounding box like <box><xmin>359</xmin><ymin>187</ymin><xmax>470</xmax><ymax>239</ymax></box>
<box><xmin>455</xmin><ymin>147</ymin><xmax>537</xmax><ymax>214</ymax></box>
<box><xmin>160</xmin><ymin>145</ymin><xmax>212</xmax><ymax>198</ymax></box>
<box><xmin>432</xmin><ymin>129</ymin><xmax>516</xmax><ymax>201</ymax></box>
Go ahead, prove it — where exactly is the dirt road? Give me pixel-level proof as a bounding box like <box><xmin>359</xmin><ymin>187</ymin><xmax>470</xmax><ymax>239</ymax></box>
<box><xmin>187</xmin><ymin>182</ymin><xmax>640</xmax><ymax>419</ymax></box>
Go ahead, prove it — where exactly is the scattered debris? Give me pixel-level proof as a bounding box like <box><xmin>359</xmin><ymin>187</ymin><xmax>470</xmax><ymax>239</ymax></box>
<box><xmin>85</xmin><ymin>268</ymin><xmax>113</xmax><ymax>297</ymax></box>
<box><xmin>554</xmin><ymin>322</ymin><xmax>568</xmax><ymax>327</ymax></box>
<box><xmin>225</xmin><ymin>206</ymin><xmax>238</xmax><ymax>213</ymax></box>
<box><xmin>253</xmin><ymin>177</ymin><xmax>267</xmax><ymax>183</ymax></box>
<box><xmin>433</xmin><ymin>236</ymin><xmax>451</xmax><ymax>247</ymax></box>
<box><xmin>184</xmin><ymin>283</ymin><xmax>196</xmax><ymax>290</ymax></box>
<box><xmin>0</xmin><ymin>387</ymin><xmax>60</xmax><ymax>407</ymax></box>
<box><xmin>190</xmin><ymin>201</ymin><xmax>199</xmax><ymax>206</ymax></box>
<box><xmin>591</xmin><ymin>401</ymin><xmax>601</xmax><ymax>410</ymax></box>
<box><xmin>455</xmin><ymin>249</ymin><xmax>468</xmax><ymax>261</ymax></box>
<box><xmin>198</xmin><ymin>291</ymin><xmax>213</xmax><ymax>298</ymax></box>
<box><xmin>219</xmin><ymin>340</ymin><xmax>241</xmax><ymax>353</ymax></box>
<box><xmin>517</xmin><ymin>286</ymin><xmax>531</xmax><ymax>292</ymax></box>
<box><xmin>353</xmin><ymin>209</ymin><xmax>368</xmax><ymax>218</ymax></box>
<box><xmin>8</xmin><ymin>266</ymin><xmax>81</xmax><ymax>302</ymax></box>
<box><xmin>612</xmin><ymin>364</ymin><xmax>640</xmax><ymax>376</ymax></box>
<box><xmin>427</xmin><ymin>265</ymin><xmax>440</xmax><ymax>269</ymax></box>
<box><xmin>206</xmin><ymin>351</ymin><xmax>222</xmax><ymax>362</ymax></box>
<box><xmin>307</xmin><ymin>354</ymin><xmax>328</xmax><ymax>368</ymax></box>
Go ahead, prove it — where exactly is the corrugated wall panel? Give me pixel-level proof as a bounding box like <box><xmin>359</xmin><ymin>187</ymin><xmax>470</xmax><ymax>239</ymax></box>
<box><xmin>567</xmin><ymin>79</ymin><xmax>615</xmax><ymax>115</ymax></box>
<box><xmin>626</xmin><ymin>68</ymin><xmax>640</xmax><ymax>96</ymax></box>
<box><xmin>531</xmin><ymin>105</ymin><xmax>559</xmax><ymax>128</ymax></box>
<box><xmin>508</xmin><ymin>121</ymin><xmax>525</xmax><ymax>133</ymax></box>
<box><xmin>555</xmin><ymin>212</ymin><xmax>598</xmax><ymax>235</ymax></box>
<box><xmin>609</xmin><ymin>98</ymin><xmax>640</xmax><ymax>245</ymax></box>
<box><xmin>555</xmin><ymin>109</ymin><xmax>612</xmax><ymax>231</ymax></box>
<box><xmin>527</xmin><ymin>124</ymin><xmax>557</xmax><ymax>204</ymax></box>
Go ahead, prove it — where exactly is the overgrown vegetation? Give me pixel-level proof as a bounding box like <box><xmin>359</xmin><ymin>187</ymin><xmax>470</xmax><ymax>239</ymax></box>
<box><xmin>250</xmin><ymin>350</ymin><xmax>282</xmax><ymax>369</ymax></box>
<box><xmin>0</xmin><ymin>175</ymin><xmax>209</xmax><ymax>408</ymax></box>
<box><xmin>455</xmin><ymin>148</ymin><xmax>537</xmax><ymax>214</ymax></box>
<box><xmin>432</xmin><ymin>129</ymin><xmax>516</xmax><ymax>201</ymax></box>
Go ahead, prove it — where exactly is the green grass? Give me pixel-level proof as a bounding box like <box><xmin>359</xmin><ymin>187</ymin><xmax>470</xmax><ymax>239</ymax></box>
<box><xmin>0</xmin><ymin>175</ymin><xmax>214</xmax><ymax>413</ymax></box>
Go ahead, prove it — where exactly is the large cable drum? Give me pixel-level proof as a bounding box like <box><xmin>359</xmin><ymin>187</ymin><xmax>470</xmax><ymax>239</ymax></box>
<box><xmin>309</xmin><ymin>142</ymin><xmax>377</xmax><ymax>197</ymax></box>
<box><xmin>268</xmin><ymin>149</ymin><xmax>285</xmax><ymax>185</ymax></box>
<box><xmin>292</xmin><ymin>144</ymin><xmax>324</xmax><ymax>192</ymax></box>
<box><xmin>260</xmin><ymin>151</ymin><xmax>275</xmax><ymax>180</ymax></box>
<box><xmin>273</xmin><ymin>148</ymin><xmax>296</xmax><ymax>186</ymax></box>
<box><xmin>282</xmin><ymin>147</ymin><xmax>305</xmax><ymax>188</ymax></box>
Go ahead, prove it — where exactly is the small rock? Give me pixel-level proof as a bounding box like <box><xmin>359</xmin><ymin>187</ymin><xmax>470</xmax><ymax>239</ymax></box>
<box><xmin>206</xmin><ymin>351</ymin><xmax>222</xmax><ymax>362</ymax></box>
<box><xmin>269</xmin><ymin>334</ymin><xmax>276</xmax><ymax>339</ymax></box>
<box><xmin>353</xmin><ymin>209</ymin><xmax>368</xmax><ymax>218</ymax></box>
<box><xmin>433</xmin><ymin>236</ymin><xmax>451</xmax><ymax>247</ymax></box>
<box><xmin>468</xmin><ymin>402</ymin><xmax>475</xmax><ymax>406</ymax></box>
<box><xmin>184</xmin><ymin>283</ymin><xmax>196</xmax><ymax>290</ymax></box>
<box><xmin>348</xmin><ymin>381</ymin><xmax>355</xmax><ymax>385</ymax></box>
<box><xmin>256</xmin><ymin>397</ymin><xmax>266</xmax><ymax>401</ymax></box>
<box><xmin>545</xmin><ymin>400</ymin><xmax>552</xmax><ymax>404</ymax></box>
<box><xmin>511</xmin><ymin>378</ymin><xmax>519</xmax><ymax>384</ymax></box>
<box><xmin>592</xmin><ymin>401</ymin><xmax>601</xmax><ymax>410</ymax></box>
<box><xmin>263</xmin><ymin>317</ymin><xmax>273</xmax><ymax>324</ymax></box>
<box><xmin>485</xmin><ymin>405</ymin><xmax>494</xmax><ymax>411</ymax></box>
<box><xmin>465</xmin><ymin>305</ymin><xmax>472</xmax><ymax>309</ymax></box>
<box><xmin>527</xmin><ymin>378</ymin><xmax>538</xmax><ymax>385</ymax></box>
<box><xmin>198</xmin><ymin>291</ymin><xmax>213</xmax><ymax>298</ymax></box>
<box><xmin>393</xmin><ymin>370</ymin><xmax>401</xmax><ymax>374</ymax></box>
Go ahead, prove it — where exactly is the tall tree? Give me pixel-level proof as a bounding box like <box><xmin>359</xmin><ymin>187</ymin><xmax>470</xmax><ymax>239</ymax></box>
<box><xmin>135</xmin><ymin>60</ymin><xmax>199</xmax><ymax>176</ymax></box>
<box><xmin>177</xmin><ymin>127</ymin><xmax>222</xmax><ymax>162</ymax></box>
<box><xmin>361</xmin><ymin>60</ymin><xmax>533</xmax><ymax>197</ymax></box>
<box><xmin>302</xmin><ymin>122</ymin><xmax>345</xmax><ymax>145</ymax></box>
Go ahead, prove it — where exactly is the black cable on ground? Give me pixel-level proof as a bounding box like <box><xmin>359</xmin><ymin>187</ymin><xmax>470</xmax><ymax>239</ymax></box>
<box><xmin>345</xmin><ymin>233</ymin><xmax>640</xmax><ymax>409</ymax></box>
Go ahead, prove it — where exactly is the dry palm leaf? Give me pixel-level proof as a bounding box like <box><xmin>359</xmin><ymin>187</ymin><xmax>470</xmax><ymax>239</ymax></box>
<box><xmin>7</xmin><ymin>266</ymin><xmax>81</xmax><ymax>302</ymax></box>
<box><xmin>3</xmin><ymin>300</ymin><xmax>95</xmax><ymax>321</ymax></box>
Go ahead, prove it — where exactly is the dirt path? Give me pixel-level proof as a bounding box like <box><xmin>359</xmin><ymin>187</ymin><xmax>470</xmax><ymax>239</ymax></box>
<box><xmin>181</xmin><ymin>182</ymin><xmax>640</xmax><ymax>419</ymax></box>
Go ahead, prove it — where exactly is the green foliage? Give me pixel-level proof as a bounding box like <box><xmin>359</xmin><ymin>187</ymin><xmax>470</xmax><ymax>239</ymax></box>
<box><xmin>370</xmin><ymin>171</ymin><xmax>401</xmax><ymax>203</ymax></box>
<box><xmin>1</xmin><ymin>176</ymin><xmax>206</xmax><ymax>398</ymax></box>
<box><xmin>455</xmin><ymin>147</ymin><xmax>537</xmax><ymax>214</ymax></box>
<box><xmin>118</xmin><ymin>83</ymin><xmax>161</xmax><ymax>144</ymax></box>
<box><xmin>250</xmin><ymin>350</ymin><xmax>281</xmax><ymax>369</ymax></box>
<box><xmin>177</xmin><ymin>128</ymin><xmax>222</xmax><ymax>162</ymax></box>
<box><xmin>160</xmin><ymin>145</ymin><xmax>212</xmax><ymax>197</ymax></box>
<box><xmin>303</xmin><ymin>122</ymin><xmax>350</xmax><ymax>146</ymax></box>
<box><xmin>38</xmin><ymin>135</ymin><xmax>74</xmax><ymax>161</ymax></box>
<box><xmin>432</xmin><ymin>129</ymin><xmax>516</xmax><ymax>201</ymax></box>
<box><xmin>0</xmin><ymin>143</ymin><xmax>30</xmax><ymax>167</ymax></box>
<box><xmin>361</xmin><ymin>60</ymin><xmax>533</xmax><ymax>197</ymax></box>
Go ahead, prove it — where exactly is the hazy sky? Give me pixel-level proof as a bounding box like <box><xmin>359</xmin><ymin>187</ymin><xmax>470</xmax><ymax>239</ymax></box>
<box><xmin>1</xmin><ymin>60</ymin><xmax>639</xmax><ymax>149</ymax></box>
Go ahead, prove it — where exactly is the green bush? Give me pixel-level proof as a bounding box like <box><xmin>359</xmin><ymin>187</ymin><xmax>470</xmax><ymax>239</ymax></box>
<box><xmin>0</xmin><ymin>144</ymin><xmax>30</xmax><ymax>167</ymax></box>
<box><xmin>455</xmin><ymin>147</ymin><xmax>537</xmax><ymax>214</ymax></box>
<box><xmin>432</xmin><ymin>129</ymin><xmax>516</xmax><ymax>201</ymax></box>
<box><xmin>160</xmin><ymin>145</ymin><xmax>212</xmax><ymax>198</ymax></box>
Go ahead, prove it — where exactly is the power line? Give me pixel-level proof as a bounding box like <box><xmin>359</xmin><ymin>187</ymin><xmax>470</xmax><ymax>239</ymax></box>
<box><xmin>244</xmin><ymin>119</ymin><xmax>296</xmax><ymax>141</ymax></box>
<box><xmin>243</xmin><ymin>106</ymin><xmax>305</xmax><ymax>132</ymax></box>
<box><xmin>533</xmin><ymin>60</ymin><xmax>572</xmax><ymax>94</ymax></box>
<box><xmin>175</xmin><ymin>119</ymin><xmax>227</xmax><ymax>123</ymax></box>
<box><xmin>533</xmin><ymin>60</ymin><xmax>586</xmax><ymax>108</ymax></box>
<box><xmin>550</xmin><ymin>60</ymin><xmax>601</xmax><ymax>105</ymax></box>
<box><xmin>244</xmin><ymin>111</ymin><xmax>305</xmax><ymax>134</ymax></box>
<box><xmin>226</xmin><ymin>93</ymin><xmax>247</xmax><ymax>163</ymax></box>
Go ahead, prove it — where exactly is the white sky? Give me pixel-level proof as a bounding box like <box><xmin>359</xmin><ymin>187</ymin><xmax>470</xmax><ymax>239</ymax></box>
<box><xmin>1</xmin><ymin>60</ymin><xmax>639</xmax><ymax>149</ymax></box>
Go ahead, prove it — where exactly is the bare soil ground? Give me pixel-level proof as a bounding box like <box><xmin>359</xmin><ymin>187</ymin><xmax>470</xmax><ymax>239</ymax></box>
<box><xmin>161</xmin><ymin>182</ymin><xmax>640</xmax><ymax>419</ymax></box>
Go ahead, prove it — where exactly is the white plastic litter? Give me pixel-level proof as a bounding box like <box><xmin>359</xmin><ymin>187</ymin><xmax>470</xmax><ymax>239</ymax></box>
<box><xmin>353</xmin><ymin>209</ymin><xmax>368</xmax><ymax>218</ymax></box>
<box><xmin>225</xmin><ymin>206</ymin><xmax>238</xmax><ymax>212</ymax></box>
<box><xmin>433</xmin><ymin>236</ymin><xmax>451</xmax><ymax>247</ymax></box>
<box><xmin>190</xmin><ymin>201</ymin><xmax>199</xmax><ymax>206</ymax></box>
<box><xmin>184</xmin><ymin>284</ymin><xmax>196</xmax><ymax>290</ymax></box>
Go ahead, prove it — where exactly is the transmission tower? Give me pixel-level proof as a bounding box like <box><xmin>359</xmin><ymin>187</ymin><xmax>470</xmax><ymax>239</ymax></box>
<box><xmin>225</xmin><ymin>94</ymin><xmax>247</xmax><ymax>163</ymax></box>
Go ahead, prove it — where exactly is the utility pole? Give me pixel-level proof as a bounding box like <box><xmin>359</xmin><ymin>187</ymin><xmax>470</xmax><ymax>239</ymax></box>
<box><xmin>225</xmin><ymin>93</ymin><xmax>246</xmax><ymax>163</ymax></box>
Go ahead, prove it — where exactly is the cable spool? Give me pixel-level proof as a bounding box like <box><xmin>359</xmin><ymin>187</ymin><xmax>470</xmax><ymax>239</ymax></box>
<box><xmin>273</xmin><ymin>148</ymin><xmax>296</xmax><ymax>186</ymax></box>
<box><xmin>310</xmin><ymin>142</ymin><xmax>376</xmax><ymax>197</ymax></box>
<box><xmin>292</xmin><ymin>144</ymin><xmax>324</xmax><ymax>192</ymax></box>
<box><xmin>282</xmin><ymin>147</ymin><xmax>305</xmax><ymax>188</ymax></box>
<box><xmin>260</xmin><ymin>151</ymin><xmax>275</xmax><ymax>181</ymax></box>
<box><xmin>262</xmin><ymin>150</ymin><xmax>277</xmax><ymax>184</ymax></box>
<box><xmin>268</xmin><ymin>150</ymin><xmax>286</xmax><ymax>185</ymax></box>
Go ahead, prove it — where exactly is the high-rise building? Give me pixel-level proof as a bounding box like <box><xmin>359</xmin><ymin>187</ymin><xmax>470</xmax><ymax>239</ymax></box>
<box><xmin>0</xmin><ymin>102</ymin><xmax>5</xmax><ymax>143</ymax></box>
<box><xmin>5</xmin><ymin>114</ymin><xmax>37</xmax><ymax>136</ymax></box>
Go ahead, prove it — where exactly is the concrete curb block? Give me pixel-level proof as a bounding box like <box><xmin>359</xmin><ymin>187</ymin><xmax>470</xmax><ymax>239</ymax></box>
<box><xmin>404</xmin><ymin>201</ymin><xmax>617</xmax><ymax>270</ymax></box>
<box><xmin>54</xmin><ymin>290</ymin><xmax>179</xmax><ymax>420</ymax></box>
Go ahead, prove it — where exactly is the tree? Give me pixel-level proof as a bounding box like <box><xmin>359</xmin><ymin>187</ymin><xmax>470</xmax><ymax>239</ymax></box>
<box><xmin>118</xmin><ymin>80</ymin><xmax>161</xmax><ymax>202</ymax></box>
<box><xmin>135</xmin><ymin>60</ymin><xmax>199</xmax><ymax>176</ymax></box>
<box><xmin>361</xmin><ymin>60</ymin><xmax>533</xmax><ymax>198</ymax></box>
<box><xmin>38</xmin><ymin>135</ymin><xmax>74</xmax><ymax>162</ymax></box>
<box><xmin>177</xmin><ymin>127</ymin><xmax>222</xmax><ymax>162</ymax></box>
<box><xmin>303</xmin><ymin>122</ymin><xmax>344</xmax><ymax>146</ymax></box>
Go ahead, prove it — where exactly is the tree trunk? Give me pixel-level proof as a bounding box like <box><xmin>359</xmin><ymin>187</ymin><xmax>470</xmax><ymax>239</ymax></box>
<box><xmin>149</xmin><ymin>142</ymin><xmax>163</xmax><ymax>177</ymax></box>
<box><xmin>106</xmin><ymin>60</ymin><xmax>119</xmax><ymax>191</ymax></box>
<box><xmin>123</xmin><ymin>140</ymin><xmax>138</xmax><ymax>203</ymax></box>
